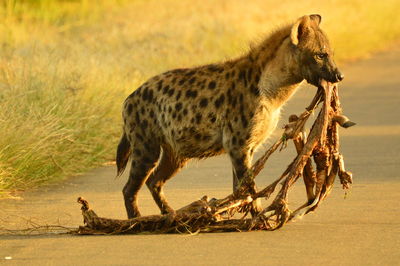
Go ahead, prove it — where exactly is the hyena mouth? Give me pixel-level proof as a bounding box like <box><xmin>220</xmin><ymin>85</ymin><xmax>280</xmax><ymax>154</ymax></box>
<box><xmin>306</xmin><ymin>76</ymin><xmax>321</xmax><ymax>87</ymax></box>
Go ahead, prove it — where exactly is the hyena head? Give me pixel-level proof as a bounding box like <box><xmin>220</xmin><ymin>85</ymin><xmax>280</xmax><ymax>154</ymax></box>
<box><xmin>290</xmin><ymin>14</ymin><xmax>344</xmax><ymax>86</ymax></box>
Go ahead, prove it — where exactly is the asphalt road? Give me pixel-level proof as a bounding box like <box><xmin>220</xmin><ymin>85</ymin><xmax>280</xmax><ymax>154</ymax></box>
<box><xmin>1</xmin><ymin>48</ymin><xmax>400</xmax><ymax>265</ymax></box>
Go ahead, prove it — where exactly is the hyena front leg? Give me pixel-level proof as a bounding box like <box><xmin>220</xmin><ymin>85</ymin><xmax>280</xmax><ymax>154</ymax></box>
<box><xmin>228</xmin><ymin>148</ymin><xmax>262</xmax><ymax>215</ymax></box>
<box><xmin>223</xmin><ymin>126</ymin><xmax>257</xmax><ymax>193</ymax></box>
<box><xmin>229</xmin><ymin>149</ymin><xmax>256</xmax><ymax>195</ymax></box>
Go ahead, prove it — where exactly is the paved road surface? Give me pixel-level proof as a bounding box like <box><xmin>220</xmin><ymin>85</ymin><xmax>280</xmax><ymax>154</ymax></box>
<box><xmin>1</xmin><ymin>48</ymin><xmax>400</xmax><ymax>265</ymax></box>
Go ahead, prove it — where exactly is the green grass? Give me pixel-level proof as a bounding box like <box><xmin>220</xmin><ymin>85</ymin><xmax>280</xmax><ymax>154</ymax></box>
<box><xmin>1</xmin><ymin>0</ymin><xmax>400</xmax><ymax>195</ymax></box>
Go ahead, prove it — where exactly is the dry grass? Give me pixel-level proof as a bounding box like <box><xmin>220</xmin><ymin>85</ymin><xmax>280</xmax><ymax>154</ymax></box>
<box><xmin>1</xmin><ymin>0</ymin><xmax>399</xmax><ymax>195</ymax></box>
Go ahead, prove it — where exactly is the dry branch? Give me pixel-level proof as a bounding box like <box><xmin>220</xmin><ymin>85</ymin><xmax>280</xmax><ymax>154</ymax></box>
<box><xmin>75</xmin><ymin>81</ymin><xmax>354</xmax><ymax>235</ymax></box>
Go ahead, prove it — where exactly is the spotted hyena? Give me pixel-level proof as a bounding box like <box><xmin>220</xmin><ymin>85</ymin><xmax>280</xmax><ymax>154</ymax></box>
<box><xmin>116</xmin><ymin>14</ymin><xmax>344</xmax><ymax>218</ymax></box>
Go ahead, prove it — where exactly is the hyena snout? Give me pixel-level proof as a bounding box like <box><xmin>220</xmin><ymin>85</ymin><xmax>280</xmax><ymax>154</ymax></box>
<box><xmin>325</xmin><ymin>68</ymin><xmax>344</xmax><ymax>83</ymax></box>
<box><xmin>334</xmin><ymin>69</ymin><xmax>344</xmax><ymax>82</ymax></box>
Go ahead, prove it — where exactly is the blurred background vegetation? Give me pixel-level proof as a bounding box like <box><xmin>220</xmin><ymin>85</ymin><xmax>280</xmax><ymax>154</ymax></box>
<box><xmin>1</xmin><ymin>0</ymin><xmax>399</xmax><ymax>195</ymax></box>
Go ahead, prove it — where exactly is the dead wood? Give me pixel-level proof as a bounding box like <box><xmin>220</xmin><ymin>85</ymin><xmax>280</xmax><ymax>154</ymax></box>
<box><xmin>75</xmin><ymin>81</ymin><xmax>354</xmax><ymax>235</ymax></box>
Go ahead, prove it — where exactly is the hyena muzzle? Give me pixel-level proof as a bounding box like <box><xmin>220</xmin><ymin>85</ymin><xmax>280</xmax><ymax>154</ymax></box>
<box><xmin>116</xmin><ymin>14</ymin><xmax>343</xmax><ymax>218</ymax></box>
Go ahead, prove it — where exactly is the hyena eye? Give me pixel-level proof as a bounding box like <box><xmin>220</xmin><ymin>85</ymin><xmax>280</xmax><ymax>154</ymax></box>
<box><xmin>315</xmin><ymin>53</ymin><xmax>327</xmax><ymax>60</ymax></box>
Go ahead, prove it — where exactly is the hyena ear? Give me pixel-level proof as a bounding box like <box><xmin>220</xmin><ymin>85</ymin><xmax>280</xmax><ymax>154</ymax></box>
<box><xmin>310</xmin><ymin>14</ymin><xmax>322</xmax><ymax>26</ymax></box>
<box><xmin>290</xmin><ymin>15</ymin><xmax>312</xmax><ymax>46</ymax></box>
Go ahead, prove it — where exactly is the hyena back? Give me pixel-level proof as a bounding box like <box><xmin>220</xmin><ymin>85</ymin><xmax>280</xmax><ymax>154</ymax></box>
<box><xmin>117</xmin><ymin>14</ymin><xmax>344</xmax><ymax>218</ymax></box>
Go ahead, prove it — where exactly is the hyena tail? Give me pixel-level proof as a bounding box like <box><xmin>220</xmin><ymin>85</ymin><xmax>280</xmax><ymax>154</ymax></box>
<box><xmin>116</xmin><ymin>133</ymin><xmax>131</xmax><ymax>178</ymax></box>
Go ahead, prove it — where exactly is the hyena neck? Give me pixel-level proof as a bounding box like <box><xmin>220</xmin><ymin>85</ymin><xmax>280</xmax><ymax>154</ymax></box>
<box><xmin>247</xmin><ymin>25</ymin><xmax>304</xmax><ymax>109</ymax></box>
<box><xmin>258</xmin><ymin>50</ymin><xmax>304</xmax><ymax>109</ymax></box>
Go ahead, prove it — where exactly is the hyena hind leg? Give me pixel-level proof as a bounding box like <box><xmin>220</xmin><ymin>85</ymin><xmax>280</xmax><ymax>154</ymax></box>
<box><xmin>146</xmin><ymin>149</ymin><xmax>187</xmax><ymax>214</ymax></box>
<box><xmin>123</xmin><ymin>144</ymin><xmax>160</xmax><ymax>219</ymax></box>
